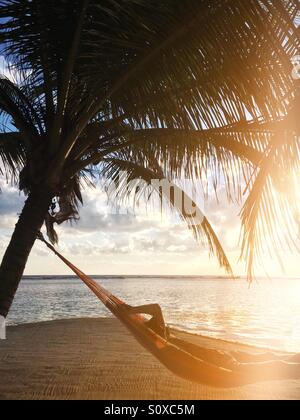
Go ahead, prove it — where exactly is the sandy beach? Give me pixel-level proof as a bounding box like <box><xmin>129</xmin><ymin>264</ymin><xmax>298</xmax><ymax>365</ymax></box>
<box><xmin>0</xmin><ymin>318</ymin><xmax>299</xmax><ymax>400</ymax></box>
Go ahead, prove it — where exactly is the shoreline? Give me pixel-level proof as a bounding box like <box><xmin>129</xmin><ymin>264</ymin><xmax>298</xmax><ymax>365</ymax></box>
<box><xmin>6</xmin><ymin>317</ymin><xmax>292</xmax><ymax>354</ymax></box>
<box><xmin>0</xmin><ymin>318</ymin><xmax>299</xmax><ymax>400</ymax></box>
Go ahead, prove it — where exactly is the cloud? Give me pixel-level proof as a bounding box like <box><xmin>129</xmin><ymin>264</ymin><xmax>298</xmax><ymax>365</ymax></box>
<box><xmin>0</xmin><ymin>55</ymin><xmax>30</xmax><ymax>84</ymax></box>
<box><xmin>0</xmin><ymin>180</ymin><xmax>200</xmax><ymax>260</ymax></box>
<box><xmin>56</xmin><ymin>220</ymin><xmax>200</xmax><ymax>259</ymax></box>
<box><xmin>0</xmin><ymin>56</ymin><xmax>12</xmax><ymax>80</ymax></box>
<box><xmin>57</xmin><ymin>186</ymin><xmax>164</xmax><ymax>236</ymax></box>
<box><xmin>0</xmin><ymin>55</ymin><xmax>20</xmax><ymax>84</ymax></box>
<box><xmin>62</xmin><ymin>240</ymin><xmax>131</xmax><ymax>257</ymax></box>
<box><xmin>203</xmin><ymin>187</ymin><xmax>241</xmax><ymax>251</ymax></box>
<box><xmin>0</xmin><ymin>179</ymin><xmax>25</xmax><ymax>228</ymax></box>
<box><xmin>0</xmin><ymin>176</ymin><xmax>242</xmax><ymax>274</ymax></box>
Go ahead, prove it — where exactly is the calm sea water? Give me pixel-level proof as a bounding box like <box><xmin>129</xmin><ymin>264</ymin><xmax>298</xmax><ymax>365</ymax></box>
<box><xmin>7</xmin><ymin>276</ymin><xmax>300</xmax><ymax>353</ymax></box>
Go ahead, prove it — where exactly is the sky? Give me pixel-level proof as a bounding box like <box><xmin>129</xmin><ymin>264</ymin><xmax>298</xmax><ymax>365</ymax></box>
<box><xmin>0</xmin><ymin>176</ymin><xmax>299</xmax><ymax>277</ymax></box>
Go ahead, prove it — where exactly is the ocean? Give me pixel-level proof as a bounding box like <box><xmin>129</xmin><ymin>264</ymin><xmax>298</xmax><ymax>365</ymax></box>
<box><xmin>7</xmin><ymin>276</ymin><xmax>300</xmax><ymax>353</ymax></box>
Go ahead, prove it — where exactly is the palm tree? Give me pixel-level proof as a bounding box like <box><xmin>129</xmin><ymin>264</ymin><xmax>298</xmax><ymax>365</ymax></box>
<box><xmin>0</xmin><ymin>0</ymin><xmax>299</xmax><ymax>318</ymax></box>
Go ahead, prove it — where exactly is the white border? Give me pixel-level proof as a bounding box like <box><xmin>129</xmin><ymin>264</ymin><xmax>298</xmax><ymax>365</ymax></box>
<box><xmin>0</xmin><ymin>316</ymin><xmax>6</xmax><ymax>340</ymax></box>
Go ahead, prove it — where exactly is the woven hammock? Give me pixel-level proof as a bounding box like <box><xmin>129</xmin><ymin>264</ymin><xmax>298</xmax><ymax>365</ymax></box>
<box><xmin>39</xmin><ymin>234</ymin><xmax>299</xmax><ymax>388</ymax></box>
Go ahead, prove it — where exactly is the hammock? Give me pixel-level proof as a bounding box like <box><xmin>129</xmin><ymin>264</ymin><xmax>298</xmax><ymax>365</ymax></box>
<box><xmin>38</xmin><ymin>235</ymin><xmax>299</xmax><ymax>388</ymax></box>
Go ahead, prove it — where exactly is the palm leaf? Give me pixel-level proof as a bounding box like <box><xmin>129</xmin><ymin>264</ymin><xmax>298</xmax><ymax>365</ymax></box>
<box><xmin>241</xmin><ymin>96</ymin><xmax>300</xmax><ymax>278</ymax></box>
<box><xmin>99</xmin><ymin>157</ymin><xmax>233</xmax><ymax>275</ymax></box>
<box><xmin>0</xmin><ymin>0</ymin><xmax>299</xmax><ymax>277</ymax></box>
<box><xmin>68</xmin><ymin>121</ymin><xmax>268</xmax><ymax>205</ymax></box>
<box><xmin>0</xmin><ymin>132</ymin><xmax>25</xmax><ymax>181</ymax></box>
<box><xmin>0</xmin><ymin>76</ymin><xmax>42</xmax><ymax>143</ymax></box>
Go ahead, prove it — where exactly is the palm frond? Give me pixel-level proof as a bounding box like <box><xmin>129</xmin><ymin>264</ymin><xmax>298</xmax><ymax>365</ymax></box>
<box><xmin>44</xmin><ymin>173</ymin><xmax>88</xmax><ymax>244</ymax></box>
<box><xmin>241</xmin><ymin>104</ymin><xmax>300</xmax><ymax>278</ymax></box>
<box><xmin>69</xmin><ymin>120</ymin><xmax>270</xmax><ymax>207</ymax></box>
<box><xmin>0</xmin><ymin>0</ymin><xmax>299</xmax><ymax>277</ymax></box>
<box><xmin>0</xmin><ymin>76</ymin><xmax>43</xmax><ymax>142</ymax></box>
<box><xmin>2</xmin><ymin>0</ymin><xmax>298</xmax><ymax>160</ymax></box>
<box><xmin>99</xmin><ymin>156</ymin><xmax>233</xmax><ymax>275</ymax></box>
<box><xmin>74</xmin><ymin>0</ymin><xmax>298</xmax><ymax>128</ymax></box>
<box><xmin>0</xmin><ymin>132</ymin><xmax>25</xmax><ymax>181</ymax></box>
<box><xmin>49</xmin><ymin>0</ymin><xmax>90</xmax><ymax>154</ymax></box>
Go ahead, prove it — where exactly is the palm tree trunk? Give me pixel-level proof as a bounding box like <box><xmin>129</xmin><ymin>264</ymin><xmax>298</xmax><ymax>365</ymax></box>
<box><xmin>0</xmin><ymin>189</ymin><xmax>54</xmax><ymax>318</ymax></box>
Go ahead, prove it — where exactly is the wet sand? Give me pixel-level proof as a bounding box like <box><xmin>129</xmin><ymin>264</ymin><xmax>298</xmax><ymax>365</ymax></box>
<box><xmin>0</xmin><ymin>318</ymin><xmax>299</xmax><ymax>400</ymax></box>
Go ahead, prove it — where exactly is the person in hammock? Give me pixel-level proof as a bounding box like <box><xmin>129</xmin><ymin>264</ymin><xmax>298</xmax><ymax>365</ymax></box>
<box><xmin>126</xmin><ymin>303</ymin><xmax>170</xmax><ymax>339</ymax></box>
<box><xmin>127</xmin><ymin>303</ymin><xmax>300</xmax><ymax>379</ymax></box>
<box><xmin>38</xmin><ymin>233</ymin><xmax>300</xmax><ymax>387</ymax></box>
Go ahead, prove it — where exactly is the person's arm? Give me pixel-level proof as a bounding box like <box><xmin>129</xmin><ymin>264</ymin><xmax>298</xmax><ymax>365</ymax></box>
<box><xmin>127</xmin><ymin>304</ymin><xmax>166</xmax><ymax>327</ymax></box>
